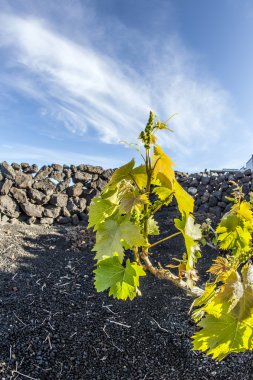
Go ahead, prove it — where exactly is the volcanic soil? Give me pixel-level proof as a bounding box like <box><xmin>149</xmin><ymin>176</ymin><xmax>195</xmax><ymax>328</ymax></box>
<box><xmin>0</xmin><ymin>210</ymin><xmax>253</xmax><ymax>380</ymax></box>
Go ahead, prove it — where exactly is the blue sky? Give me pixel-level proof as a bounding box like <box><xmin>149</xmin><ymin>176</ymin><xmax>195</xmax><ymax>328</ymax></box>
<box><xmin>0</xmin><ymin>0</ymin><xmax>253</xmax><ymax>172</ymax></box>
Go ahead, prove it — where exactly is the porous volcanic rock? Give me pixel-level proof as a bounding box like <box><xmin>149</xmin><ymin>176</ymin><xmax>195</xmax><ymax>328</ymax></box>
<box><xmin>67</xmin><ymin>183</ymin><xmax>84</xmax><ymax>197</ymax></box>
<box><xmin>15</xmin><ymin>172</ymin><xmax>33</xmax><ymax>188</ymax></box>
<box><xmin>33</xmin><ymin>179</ymin><xmax>56</xmax><ymax>193</ymax></box>
<box><xmin>43</xmin><ymin>205</ymin><xmax>61</xmax><ymax>218</ymax></box>
<box><xmin>0</xmin><ymin>161</ymin><xmax>16</xmax><ymax>179</ymax></box>
<box><xmin>73</xmin><ymin>171</ymin><xmax>93</xmax><ymax>183</ymax></box>
<box><xmin>0</xmin><ymin>179</ymin><xmax>13</xmax><ymax>195</ymax></box>
<box><xmin>0</xmin><ymin>194</ymin><xmax>20</xmax><ymax>218</ymax></box>
<box><xmin>20</xmin><ymin>201</ymin><xmax>44</xmax><ymax>218</ymax></box>
<box><xmin>10</xmin><ymin>188</ymin><xmax>27</xmax><ymax>204</ymax></box>
<box><xmin>28</xmin><ymin>188</ymin><xmax>47</xmax><ymax>204</ymax></box>
<box><xmin>50</xmin><ymin>193</ymin><xmax>68</xmax><ymax>208</ymax></box>
<box><xmin>34</xmin><ymin>165</ymin><xmax>53</xmax><ymax>180</ymax></box>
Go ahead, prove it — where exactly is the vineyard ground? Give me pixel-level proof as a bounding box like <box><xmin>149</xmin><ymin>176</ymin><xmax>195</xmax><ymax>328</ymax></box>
<box><xmin>0</xmin><ymin>210</ymin><xmax>252</xmax><ymax>380</ymax></box>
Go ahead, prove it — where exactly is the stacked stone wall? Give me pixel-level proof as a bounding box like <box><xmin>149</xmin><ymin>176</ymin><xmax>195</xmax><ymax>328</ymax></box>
<box><xmin>0</xmin><ymin>161</ymin><xmax>252</xmax><ymax>225</ymax></box>
<box><xmin>0</xmin><ymin>162</ymin><xmax>113</xmax><ymax>225</ymax></box>
<box><xmin>176</xmin><ymin>169</ymin><xmax>252</xmax><ymax>218</ymax></box>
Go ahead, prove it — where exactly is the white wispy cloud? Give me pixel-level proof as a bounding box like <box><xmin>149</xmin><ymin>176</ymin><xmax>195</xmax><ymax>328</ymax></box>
<box><xmin>0</xmin><ymin>3</ymin><xmax>241</xmax><ymax>170</ymax></box>
<box><xmin>0</xmin><ymin>12</ymin><xmax>149</xmax><ymax>138</ymax></box>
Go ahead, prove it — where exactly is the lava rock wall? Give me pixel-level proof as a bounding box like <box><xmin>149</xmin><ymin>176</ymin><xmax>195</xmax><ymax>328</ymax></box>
<box><xmin>176</xmin><ymin>169</ymin><xmax>252</xmax><ymax>218</ymax></box>
<box><xmin>0</xmin><ymin>162</ymin><xmax>113</xmax><ymax>225</ymax></box>
<box><xmin>0</xmin><ymin>161</ymin><xmax>252</xmax><ymax>225</ymax></box>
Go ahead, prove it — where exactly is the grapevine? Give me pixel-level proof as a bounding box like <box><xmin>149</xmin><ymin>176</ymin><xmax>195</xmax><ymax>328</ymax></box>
<box><xmin>88</xmin><ymin>112</ymin><xmax>253</xmax><ymax>360</ymax></box>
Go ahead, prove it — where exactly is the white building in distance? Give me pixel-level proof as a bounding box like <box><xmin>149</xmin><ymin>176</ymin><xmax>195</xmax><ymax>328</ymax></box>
<box><xmin>246</xmin><ymin>155</ymin><xmax>253</xmax><ymax>171</ymax></box>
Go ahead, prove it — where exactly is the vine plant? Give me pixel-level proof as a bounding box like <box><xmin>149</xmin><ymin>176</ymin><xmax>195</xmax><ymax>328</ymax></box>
<box><xmin>88</xmin><ymin>112</ymin><xmax>253</xmax><ymax>361</ymax></box>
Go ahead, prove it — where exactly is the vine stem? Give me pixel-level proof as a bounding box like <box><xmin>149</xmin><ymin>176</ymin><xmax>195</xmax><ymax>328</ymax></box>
<box><xmin>141</xmin><ymin>253</ymin><xmax>203</xmax><ymax>297</ymax></box>
<box><xmin>150</xmin><ymin>203</ymin><xmax>164</xmax><ymax>216</ymax></box>
<box><xmin>149</xmin><ymin>231</ymin><xmax>181</xmax><ymax>248</ymax></box>
<box><xmin>143</xmin><ymin>146</ymin><xmax>152</xmax><ymax>240</ymax></box>
<box><xmin>133</xmin><ymin>246</ymin><xmax>140</xmax><ymax>265</ymax></box>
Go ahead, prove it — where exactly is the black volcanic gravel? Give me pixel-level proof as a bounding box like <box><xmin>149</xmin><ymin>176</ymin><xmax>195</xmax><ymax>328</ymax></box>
<box><xmin>0</xmin><ymin>211</ymin><xmax>253</xmax><ymax>380</ymax></box>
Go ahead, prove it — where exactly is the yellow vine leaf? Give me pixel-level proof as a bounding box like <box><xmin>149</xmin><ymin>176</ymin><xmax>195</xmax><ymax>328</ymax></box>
<box><xmin>193</xmin><ymin>312</ymin><xmax>253</xmax><ymax>360</ymax></box>
<box><xmin>233</xmin><ymin>263</ymin><xmax>253</xmax><ymax>321</ymax></box>
<box><xmin>235</xmin><ymin>201</ymin><xmax>253</xmax><ymax>222</ymax></box>
<box><xmin>204</xmin><ymin>270</ymin><xmax>243</xmax><ymax>317</ymax></box>
<box><xmin>191</xmin><ymin>283</ymin><xmax>217</xmax><ymax>322</ymax></box>
<box><xmin>155</xmin><ymin>172</ymin><xmax>173</xmax><ymax>189</ymax></box>
<box><xmin>152</xmin><ymin>145</ymin><xmax>175</xmax><ymax>185</ymax></box>
<box><xmin>173</xmin><ymin>179</ymin><xmax>194</xmax><ymax>217</ymax></box>
<box><xmin>192</xmin><ymin>263</ymin><xmax>253</xmax><ymax>360</ymax></box>
<box><xmin>130</xmin><ymin>165</ymin><xmax>148</xmax><ymax>189</ymax></box>
<box><xmin>152</xmin><ymin>186</ymin><xmax>173</xmax><ymax>203</ymax></box>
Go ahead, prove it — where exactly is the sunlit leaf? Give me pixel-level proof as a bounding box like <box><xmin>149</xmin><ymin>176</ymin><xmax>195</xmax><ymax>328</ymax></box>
<box><xmin>93</xmin><ymin>217</ymin><xmax>146</xmax><ymax>261</ymax></box>
<box><xmin>88</xmin><ymin>198</ymin><xmax>117</xmax><ymax>231</ymax></box>
<box><xmin>192</xmin><ymin>263</ymin><xmax>253</xmax><ymax>360</ymax></box>
<box><xmin>233</xmin><ymin>263</ymin><xmax>253</xmax><ymax>321</ymax></box>
<box><xmin>110</xmin><ymin>159</ymin><xmax>135</xmax><ymax>187</ymax></box>
<box><xmin>147</xmin><ymin>216</ymin><xmax>160</xmax><ymax>235</ymax></box>
<box><xmin>173</xmin><ymin>179</ymin><xmax>194</xmax><ymax>217</ymax></box>
<box><xmin>94</xmin><ymin>253</ymin><xmax>146</xmax><ymax>300</ymax></box>
<box><xmin>130</xmin><ymin>165</ymin><xmax>148</xmax><ymax>189</ymax></box>
<box><xmin>235</xmin><ymin>201</ymin><xmax>253</xmax><ymax>223</ymax></box>
<box><xmin>152</xmin><ymin>145</ymin><xmax>175</xmax><ymax>185</ymax></box>
<box><xmin>208</xmin><ymin>257</ymin><xmax>231</xmax><ymax>277</ymax></box>
<box><xmin>193</xmin><ymin>312</ymin><xmax>253</xmax><ymax>360</ymax></box>
<box><xmin>216</xmin><ymin>213</ymin><xmax>252</xmax><ymax>253</ymax></box>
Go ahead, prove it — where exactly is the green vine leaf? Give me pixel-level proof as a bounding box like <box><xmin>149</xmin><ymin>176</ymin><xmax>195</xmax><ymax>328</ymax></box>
<box><xmin>94</xmin><ymin>253</ymin><xmax>146</xmax><ymax>300</ymax></box>
<box><xmin>93</xmin><ymin>217</ymin><xmax>146</xmax><ymax>261</ymax></box>
<box><xmin>88</xmin><ymin>198</ymin><xmax>117</xmax><ymax>231</ymax></box>
<box><xmin>119</xmin><ymin>191</ymin><xmax>149</xmax><ymax>213</ymax></box>
<box><xmin>101</xmin><ymin>186</ymin><xmax>119</xmax><ymax>203</ymax></box>
<box><xmin>109</xmin><ymin>160</ymin><xmax>147</xmax><ymax>191</ymax></box>
<box><xmin>110</xmin><ymin>159</ymin><xmax>135</xmax><ymax>187</ymax></box>
<box><xmin>216</xmin><ymin>214</ymin><xmax>252</xmax><ymax>254</ymax></box>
